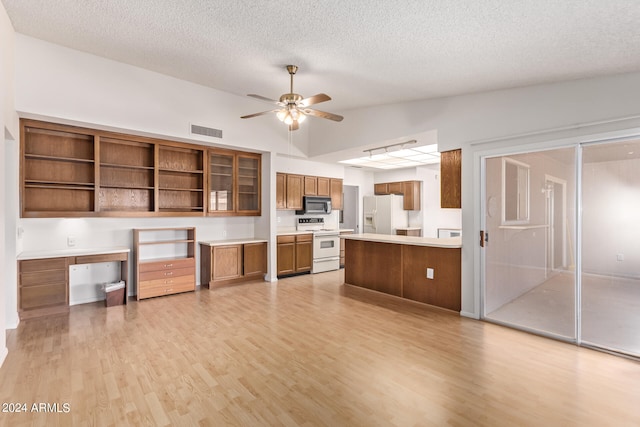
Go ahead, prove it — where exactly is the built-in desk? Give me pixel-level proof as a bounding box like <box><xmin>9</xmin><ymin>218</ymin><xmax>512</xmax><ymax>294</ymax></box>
<box><xmin>17</xmin><ymin>247</ymin><xmax>130</xmax><ymax>320</ymax></box>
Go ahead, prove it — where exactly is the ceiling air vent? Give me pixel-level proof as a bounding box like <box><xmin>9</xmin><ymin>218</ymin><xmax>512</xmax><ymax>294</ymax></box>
<box><xmin>191</xmin><ymin>124</ymin><xmax>222</xmax><ymax>139</ymax></box>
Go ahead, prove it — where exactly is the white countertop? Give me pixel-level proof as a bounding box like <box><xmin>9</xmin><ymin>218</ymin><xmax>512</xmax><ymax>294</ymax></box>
<box><xmin>200</xmin><ymin>238</ymin><xmax>268</xmax><ymax>246</ymax></box>
<box><xmin>17</xmin><ymin>247</ymin><xmax>130</xmax><ymax>260</ymax></box>
<box><xmin>341</xmin><ymin>233</ymin><xmax>461</xmax><ymax>248</ymax></box>
<box><xmin>339</xmin><ymin>229</ymin><xmax>355</xmax><ymax>233</ymax></box>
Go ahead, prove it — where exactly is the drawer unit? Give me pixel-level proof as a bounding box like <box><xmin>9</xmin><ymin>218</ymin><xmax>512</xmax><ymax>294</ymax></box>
<box><xmin>137</xmin><ymin>257</ymin><xmax>195</xmax><ymax>300</ymax></box>
<box><xmin>18</xmin><ymin>257</ymin><xmax>69</xmax><ymax>319</ymax></box>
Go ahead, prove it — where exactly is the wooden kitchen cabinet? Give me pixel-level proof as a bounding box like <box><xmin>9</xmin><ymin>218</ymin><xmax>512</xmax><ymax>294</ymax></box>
<box><xmin>295</xmin><ymin>234</ymin><xmax>313</xmax><ymax>272</ymax></box>
<box><xmin>21</xmin><ymin>119</ymin><xmax>261</xmax><ymax>218</ymax></box>
<box><xmin>330</xmin><ymin>178</ymin><xmax>343</xmax><ymax>210</ymax></box>
<box><xmin>317</xmin><ymin>177</ymin><xmax>330</xmax><ymax>196</ymax></box>
<box><xmin>286</xmin><ymin>174</ymin><xmax>304</xmax><ymax>210</ymax></box>
<box><xmin>277</xmin><ymin>235</ymin><xmax>296</xmax><ymax>276</ymax></box>
<box><xmin>374</xmin><ymin>180</ymin><xmax>422</xmax><ymax>210</ymax></box>
<box><xmin>243</xmin><ymin>242</ymin><xmax>268</xmax><ymax>278</ymax></box>
<box><xmin>304</xmin><ymin>176</ymin><xmax>317</xmax><ymax>195</ymax></box>
<box><xmin>441</xmin><ymin>149</ymin><xmax>461</xmax><ymax>209</ymax></box>
<box><xmin>276</xmin><ymin>173</ymin><xmax>286</xmax><ymax>209</ymax></box>
<box><xmin>374</xmin><ymin>183</ymin><xmax>389</xmax><ymax>195</ymax></box>
<box><xmin>388</xmin><ymin>182</ymin><xmax>403</xmax><ymax>194</ymax></box>
<box><xmin>200</xmin><ymin>240</ymin><xmax>267</xmax><ymax>288</ymax></box>
<box><xmin>208</xmin><ymin>149</ymin><xmax>261</xmax><ymax>216</ymax></box>
<box><xmin>277</xmin><ymin>233</ymin><xmax>313</xmax><ymax>277</ymax></box>
<box><xmin>276</xmin><ymin>173</ymin><xmax>342</xmax><ymax>210</ymax></box>
<box><xmin>402</xmin><ymin>180</ymin><xmax>421</xmax><ymax>210</ymax></box>
<box><xmin>134</xmin><ymin>227</ymin><xmax>196</xmax><ymax>300</ymax></box>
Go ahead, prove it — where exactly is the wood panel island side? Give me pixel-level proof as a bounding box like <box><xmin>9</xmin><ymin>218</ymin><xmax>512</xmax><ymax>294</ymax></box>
<box><xmin>341</xmin><ymin>234</ymin><xmax>462</xmax><ymax>312</ymax></box>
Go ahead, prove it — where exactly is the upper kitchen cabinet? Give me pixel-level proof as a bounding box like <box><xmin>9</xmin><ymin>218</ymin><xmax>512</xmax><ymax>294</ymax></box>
<box><xmin>208</xmin><ymin>149</ymin><xmax>262</xmax><ymax>216</ymax></box>
<box><xmin>330</xmin><ymin>178</ymin><xmax>343</xmax><ymax>210</ymax></box>
<box><xmin>276</xmin><ymin>172</ymin><xmax>343</xmax><ymax>210</ymax></box>
<box><xmin>304</xmin><ymin>176</ymin><xmax>317</xmax><ymax>195</ymax></box>
<box><xmin>317</xmin><ymin>177</ymin><xmax>330</xmax><ymax>197</ymax></box>
<box><xmin>374</xmin><ymin>180</ymin><xmax>421</xmax><ymax>210</ymax></box>
<box><xmin>402</xmin><ymin>181</ymin><xmax>421</xmax><ymax>211</ymax></box>
<box><xmin>286</xmin><ymin>174</ymin><xmax>304</xmax><ymax>210</ymax></box>
<box><xmin>441</xmin><ymin>149</ymin><xmax>461</xmax><ymax>209</ymax></box>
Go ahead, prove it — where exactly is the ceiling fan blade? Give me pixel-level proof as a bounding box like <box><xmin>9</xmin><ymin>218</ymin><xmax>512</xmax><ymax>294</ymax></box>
<box><xmin>289</xmin><ymin>121</ymin><xmax>300</xmax><ymax>131</ymax></box>
<box><xmin>241</xmin><ymin>109</ymin><xmax>280</xmax><ymax>119</ymax></box>
<box><xmin>298</xmin><ymin>93</ymin><xmax>331</xmax><ymax>108</ymax></box>
<box><xmin>247</xmin><ymin>94</ymin><xmax>284</xmax><ymax>106</ymax></box>
<box><xmin>303</xmin><ymin>108</ymin><xmax>344</xmax><ymax>122</ymax></box>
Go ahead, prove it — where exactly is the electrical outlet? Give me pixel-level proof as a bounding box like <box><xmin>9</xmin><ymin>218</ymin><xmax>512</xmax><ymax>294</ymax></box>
<box><xmin>617</xmin><ymin>253</ymin><xmax>624</xmax><ymax>261</ymax></box>
<box><xmin>222</xmin><ymin>230</ymin><xmax>227</xmax><ymax>238</ymax></box>
<box><xmin>67</xmin><ymin>236</ymin><xmax>76</xmax><ymax>247</ymax></box>
<box><xmin>426</xmin><ymin>268</ymin><xmax>434</xmax><ymax>279</ymax></box>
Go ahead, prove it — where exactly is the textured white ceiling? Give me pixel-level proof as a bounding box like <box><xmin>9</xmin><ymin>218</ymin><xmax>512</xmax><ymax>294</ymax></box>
<box><xmin>3</xmin><ymin>1</ymin><xmax>640</xmax><ymax>112</ymax></box>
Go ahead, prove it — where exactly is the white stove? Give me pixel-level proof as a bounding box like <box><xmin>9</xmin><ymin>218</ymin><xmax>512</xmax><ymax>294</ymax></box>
<box><xmin>297</xmin><ymin>218</ymin><xmax>340</xmax><ymax>273</ymax></box>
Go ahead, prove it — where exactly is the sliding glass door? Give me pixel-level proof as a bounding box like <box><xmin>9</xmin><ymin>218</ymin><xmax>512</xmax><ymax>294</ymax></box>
<box><xmin>581</xmin><ymin>140</ymin><xmax>640</xmax><ymax>355</ymax></box>
<box><xmin>482</xmin><ymin>138</ymin><xmax>640</xmax><ymax>357</ymax></box>
<box><xmin>484</xmin><ymin>148</ymin><xmax>576</xmax><ymax>340</ymax></box>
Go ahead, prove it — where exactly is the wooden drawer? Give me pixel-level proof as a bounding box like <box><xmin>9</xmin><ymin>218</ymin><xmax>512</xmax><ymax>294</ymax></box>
<box><xmin>139</xmin><ymin>266</ymin><xmax>194</xmax><ymax>281</ymax></box>
<box><xmin>277</xmin><ymin>235</ymin><xmax>295</xmax><ymax>244</ymax></box>
<box><xmin>139</xmin><ymin>257</ymin><xmax>195</xmax><ymax>273</ymax></box>
<box><xmin>20</xmin><ymin>269</ymin><xmax>67</xmax><ymax>287</ymax></box>
<box><xmin>75</xmin><ymin>252</ymin><xmax>128</xmax><ymax>264</ymax></box>
<box><xmin>19</xmin><ymin>257</ymin><xmax>67</xmax><ymax>273</ymax></box>
<box><xmin>20</xmin><ymin>283</ymin><xmax>67</xmax><ymax>310</ymax></box>
<box><xmin>138</xmin><ymin>275</ymin><xmax>195</xmax><ymax>299</ymax></box>
<box><xmin>296</xmin><ymin>233</ymin><xmax>313</xmax><ymax>243</ymax></box>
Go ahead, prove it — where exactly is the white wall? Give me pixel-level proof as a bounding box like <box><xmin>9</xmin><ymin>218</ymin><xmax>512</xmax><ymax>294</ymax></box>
<box><xmin>0</xmin><ymin>1</ymin><xmax>18</xmax><ymax>365</ymax></box>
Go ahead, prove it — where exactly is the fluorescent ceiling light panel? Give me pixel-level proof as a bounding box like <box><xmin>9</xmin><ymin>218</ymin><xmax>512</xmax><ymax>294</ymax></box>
<box><xmin>339</xmin><ymin>144</ymin><xmax>440</xmax><ymax>170</ymax></box>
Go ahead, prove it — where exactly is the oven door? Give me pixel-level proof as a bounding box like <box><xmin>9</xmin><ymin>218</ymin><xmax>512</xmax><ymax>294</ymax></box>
<box><xmin>313</xmin><ymin>234</ymin><xmax>340</xmax><ymax>259</ymax></box>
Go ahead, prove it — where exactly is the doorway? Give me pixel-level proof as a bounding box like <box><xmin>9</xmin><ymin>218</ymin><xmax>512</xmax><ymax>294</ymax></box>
<box><xmin>340</xmin><ymin>185</ymin><xmax>359</xmax><ymax>232</ymax></box>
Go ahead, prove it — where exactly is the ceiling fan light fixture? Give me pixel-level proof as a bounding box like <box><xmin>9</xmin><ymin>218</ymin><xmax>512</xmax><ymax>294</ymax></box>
<box><xmin>276</xmin><ymin>110</ymin><xmax>286</xmax><ymax>121</ymax></box>
<box><xmin>284</xmin><ymin>113</ymin><xmax>294</xmax><ymax>125</ymax></box>
<box><xmin>297</xmin><ymin>112</ymin><xmax>306</xmax><ymax>123</ymax></box>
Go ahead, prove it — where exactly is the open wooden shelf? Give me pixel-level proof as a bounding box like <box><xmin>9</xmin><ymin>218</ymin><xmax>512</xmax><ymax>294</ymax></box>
<box><xmin>20</xmin><ymin>119</ymin><xmax>261</xmax><ymax>217</ymax></box>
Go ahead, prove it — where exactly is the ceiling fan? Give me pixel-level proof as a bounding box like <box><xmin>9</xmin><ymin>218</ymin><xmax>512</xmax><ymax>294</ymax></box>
<box><xmin>241</xmin><ymin>65</ymin><xmax>343</xmax><ymax>131</ymax></box>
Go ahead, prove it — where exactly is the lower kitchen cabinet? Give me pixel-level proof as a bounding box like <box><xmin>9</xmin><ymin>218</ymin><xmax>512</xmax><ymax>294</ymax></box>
<box><xmin>200</xmin><ymin>240</ymin><xmax>267</xmax><ymax>288</ymax></box>
<box><xmin>277</xmin><ymin>233</ymin><xmax>313</xmax><ymax>277</ymax></box>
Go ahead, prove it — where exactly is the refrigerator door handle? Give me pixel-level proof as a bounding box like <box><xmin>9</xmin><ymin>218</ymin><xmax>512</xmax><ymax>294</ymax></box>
<box><xmin>372</xmin><ymin>209</ymin><xmax>376</xmax><ymax>230</ymax></box>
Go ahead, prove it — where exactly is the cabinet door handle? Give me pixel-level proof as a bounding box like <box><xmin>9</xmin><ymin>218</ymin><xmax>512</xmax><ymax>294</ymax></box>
<box><xmin>164</xmin><ymin>271</ymin><xmax>173</xmax><ymax>276</ymax></box>
<box><xmin>164</xmin><ymin>263</ymin><xmax>173</xmax><ymax>268</ymax></box>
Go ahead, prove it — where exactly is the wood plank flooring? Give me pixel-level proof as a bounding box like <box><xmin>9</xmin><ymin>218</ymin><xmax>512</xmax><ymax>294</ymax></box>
<box><xmin>1</xmin><ymin>269</ymin><xmax>640</xmax><ymax>426</ymax></box>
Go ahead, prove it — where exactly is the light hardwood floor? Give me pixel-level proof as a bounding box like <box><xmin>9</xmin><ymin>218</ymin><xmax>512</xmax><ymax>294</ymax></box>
<box><xmin>1</xmin><ymin>269</ymin><xmax>639</xmax><ymax>426</ymax></box>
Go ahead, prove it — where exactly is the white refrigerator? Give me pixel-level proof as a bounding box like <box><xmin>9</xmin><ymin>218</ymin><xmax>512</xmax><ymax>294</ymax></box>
<box><xmin>363</xmin><ymin>195</ymin><xmax>408</xmax><ymax>235</ymax></box>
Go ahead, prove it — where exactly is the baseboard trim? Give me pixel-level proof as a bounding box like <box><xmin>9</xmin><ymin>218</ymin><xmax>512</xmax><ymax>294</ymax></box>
<box><xmin>460</xmin><ymin>310</ymin><xmax>479</xmax><ymax>319</ymax></box>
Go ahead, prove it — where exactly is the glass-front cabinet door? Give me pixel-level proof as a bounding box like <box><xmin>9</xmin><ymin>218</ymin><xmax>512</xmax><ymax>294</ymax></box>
<box><xmin>209</xmin><ymin>152</ymin><xmax>234</xmax><ymax>213</ymax></box>
<box><xmin>237</xmin><ymin>154</ymin><xmax>261</xmax><ymax>214</ymax></box>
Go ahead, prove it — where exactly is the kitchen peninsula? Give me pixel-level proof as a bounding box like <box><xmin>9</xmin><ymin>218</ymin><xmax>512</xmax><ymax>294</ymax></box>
<box><xmin>342</xmin><ymin>234</ymin><xmax>462</xmax><ymax>311</ymax></box>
